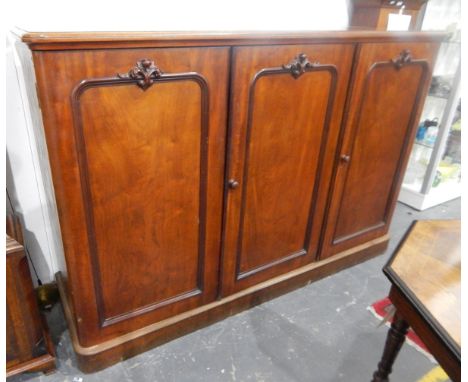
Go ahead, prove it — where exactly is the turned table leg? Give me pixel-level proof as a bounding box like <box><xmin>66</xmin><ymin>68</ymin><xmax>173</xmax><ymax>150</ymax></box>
<box><xmin>371</xmin><ymin>312</ymin><xmax>409</xmax><ymax>382</ymax></box>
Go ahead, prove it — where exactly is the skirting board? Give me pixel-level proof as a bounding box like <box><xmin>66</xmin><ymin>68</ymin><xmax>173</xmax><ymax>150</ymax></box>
<box><xmin>56</xmin><ymin>234</ymin><xmax>389</xmax><ymax>373</ymax></box>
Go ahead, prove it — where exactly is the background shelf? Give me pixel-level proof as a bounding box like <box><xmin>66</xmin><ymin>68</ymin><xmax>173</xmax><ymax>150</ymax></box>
<box><xmin>398</xmin><ymin>0</ymin><xmax>460</xmax><ymax>210</ymax></box>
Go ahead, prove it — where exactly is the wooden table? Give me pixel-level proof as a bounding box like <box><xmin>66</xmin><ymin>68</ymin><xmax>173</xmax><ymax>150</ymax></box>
<box><xmin>372</xmin><ymin>219</ymin><xmax>460</xmax><ymax>382</ymax></box>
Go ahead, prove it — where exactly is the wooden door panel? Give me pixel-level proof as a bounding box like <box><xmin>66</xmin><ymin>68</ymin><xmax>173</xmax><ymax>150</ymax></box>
<box><xmin>334</xmin><ymin>64</ymin><xmax>424</xmax><ymax>241</ymax></box>
<box><xmin>321</xmin><ymin>43</ymin><xmax>438</xmax><ymax>258</ymax></box>
<box><xmin>76</xmin><ymin>79</ymin><xmax>205</xmax><ymax>325</ymax></box>
<box><xmin>239</xmin><ymin>72</ymin><xmax>332</xmax><ymax>277</ymax></box>
<box><xmin>222</xmin><ymin>45</ymin><xmax>354</xmax><ymax>295</ymax></box>
<box><xmin>33</xmin><ymin>47</ymin><xmax>229</xmax><ymax>345</ymax></box>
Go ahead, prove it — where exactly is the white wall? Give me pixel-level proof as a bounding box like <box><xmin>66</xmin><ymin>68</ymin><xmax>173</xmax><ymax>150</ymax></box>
<box><xmin>6</xmin><ymin>35</ymin><xmax>66</xmax><ymax>283</ymax></box>
<box><xmin>8</xmin><ymin>0</ymin><xmax>350</xmax><ymax>32</ymax></box>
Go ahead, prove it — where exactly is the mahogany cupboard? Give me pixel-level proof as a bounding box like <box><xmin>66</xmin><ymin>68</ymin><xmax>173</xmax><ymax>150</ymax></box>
<box><xmin>20</xmin><ymin>31</ymin><xmax>442</xmax><ymax>371</ymax></box>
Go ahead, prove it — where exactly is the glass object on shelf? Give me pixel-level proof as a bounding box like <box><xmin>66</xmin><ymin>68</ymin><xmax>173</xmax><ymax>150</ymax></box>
<box><xmin>403</xmin><ymin>143</ymin><xmax>433</xmax><ymax>192</ymax></box>
<box><xmin>399</xmin><ymin>0</ymin><xmax>460</xmax><ymax>210</ymax></box>
<box><xmin>432</xmin><ymin>99</ymin><xmax>461</xmax><ymax>188</ymax></box>
<box><xmin>419</xmin><ymin>93</ymin><xmax>446</xmax><ymax>126</ymax></box>
<box><xmin>443</xmin><ymin>102</ymin><xmax>461</xmax><ymax>164</ymax></box>
<box><xmin>423</xmin><ymin>124</ymin><xmax>439</xmax><ymax>146</ymax></box>
<box><xmin>415</xmin><ymin>118</ymin><xmax>439</xmax><ymax>145</ymax></box>
<box><xmin>429</xmin><ymin>75</ymin><xmax>453</xmax><ymax>98</ymax></box>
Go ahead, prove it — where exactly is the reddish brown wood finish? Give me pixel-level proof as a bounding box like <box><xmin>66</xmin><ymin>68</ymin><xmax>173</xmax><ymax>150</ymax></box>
<box><xmin>371</xmin><ymin>311</ymin><xmax>410</xmax><ymax>382</ymax></box>
<box><xmin>23</xmin><ymin>31</ymin><xmax>442</xmax><ymax>372</ymax></box>
<box><xmin>6</xmin><ymin>237</ymin><xmax>43</xmax><ymax>369</ymax></box>
<box><xmin>58</xmin><ymin>234</ymin><xmax>388</xmax><ymax>373</ymax></box>
<box><xmin>221</xmin><ymin>44</ymin><xmax>354</xmax><ymax>295</ymax></box>
<box><xmin>374</xmin><ymin>220</ymin><xmax>461</xmax><ymax>382</ymax></box>
<box><xmin>73</xmin><ymin>64</ymin><xmax>209</xmax><ymax>327</ymax></box>
<box><xmin>20</xmin><ymin>30</ymin><xmax>444</xmax><ymax>51</ymax></box>
<box><xmin>6</xmin><ymin>222</ymin><xmax>56</xmax><ymax>377</ymax></box>
<box><xmin>320</xmin><ymin>42</ymin><xmax>438</xmax><ymax>258</ymax></box>
<box><xmin>386</xmin><ymin>287</ymin><xmax>460</xmax><ymax>381</ymax></box>
<box><xmin>32</xmin><ymin>47</ymin><xmax>230</xmax><ymax>347</ymax></box>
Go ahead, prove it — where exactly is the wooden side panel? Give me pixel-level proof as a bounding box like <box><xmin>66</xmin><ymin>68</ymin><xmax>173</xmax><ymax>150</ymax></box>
<box><xmin>33</xmin><ymin>47</ymin><xmax>229</xmax><ymax>346</ymax></box>
<box><xmin>222</xmin><ymin>44</ymin><xmax>354</xmax><ymax>295</ymax></box>
<box><xmin>320</xmin><ymin>42</ymin><xmax>439</xmax><ymax>258</ymax></box>
<box><xmin>6</xmin><ymin>219</ymin><xmax>56</xmax><ymax>376</ymax></box>
<box><xmin>6</xmin><ymin>240</ymin><xmax>43</xmax><ymax>364</ymax></box>
<box><xmin>6</xmin><ymin>307</ymin><xmax>20</xmax><ymax>365</ymax></box>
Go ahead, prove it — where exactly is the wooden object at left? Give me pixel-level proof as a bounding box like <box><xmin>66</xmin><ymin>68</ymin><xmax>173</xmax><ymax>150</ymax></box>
<box><xmin>6</xmin><ymin>216</ymin><xmax>56</xmax><ymax>377</ymax></box>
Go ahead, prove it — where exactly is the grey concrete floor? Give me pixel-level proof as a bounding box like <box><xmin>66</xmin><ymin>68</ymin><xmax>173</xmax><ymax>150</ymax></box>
<box><xmin>11</xmin><ymin>199</ymin><xmax>460</xmax><ymax>382</ymax></box>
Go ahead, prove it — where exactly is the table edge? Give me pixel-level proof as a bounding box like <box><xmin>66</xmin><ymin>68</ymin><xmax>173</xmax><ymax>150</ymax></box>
<box><xmin>383</xmin><ymin>220</ymin><xmax>461</xmax><ymax>360</ymax></box>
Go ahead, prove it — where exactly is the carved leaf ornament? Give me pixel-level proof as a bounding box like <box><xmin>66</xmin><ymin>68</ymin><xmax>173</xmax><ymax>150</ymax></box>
<box><xmin>391</xmin><ymin>49</ymin><xmax>412</xmax><ymax>70</ymax></box>
<box><xmin>118</xmin><ymin>59</ymin><xmax>163</xmax><ymax>90</ymax></box>
<box><xmin>282</xmin><ymin>53</ymin><xmax>320</xmax><ymax>79</ymax></box>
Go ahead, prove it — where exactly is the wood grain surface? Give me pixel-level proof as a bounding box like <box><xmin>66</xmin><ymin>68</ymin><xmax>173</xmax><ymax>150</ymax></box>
<box><xmin>378</xmin><ymin>219</ymin><xmax>461</xmax><ymax>382</ymax></box>
<box><xmin>27</xmin><ymin>31</ymin><xmax>442</xmax><ymax>370</ymax></box>
<box><xmin>320</xmin><ymin>41</ymin><xmax>439</xmax><ymax>258</ymax></box>
<box><xmin>33</xmin><ymin>47</ymin><xmax>229</xmax><ymax>346</ymax></box>
<box><xmin>20</xmin><ymin>30</ymin><xmax>446</xmax><ymax>51</ymax></box>
<box><xmin>221</xmin><ymin>44</ymin><xmax>354</xmax><ymax>295</ymax></box>
<box><xmin>389</xmin><ymin>219</ymin><xmax>460</xmax><ymax>347</ymax></box>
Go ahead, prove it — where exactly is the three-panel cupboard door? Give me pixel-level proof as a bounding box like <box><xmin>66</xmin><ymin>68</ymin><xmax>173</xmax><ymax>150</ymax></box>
<box><xmin>320</xmin><ymin>42</ymin><xmax>439</xmax><ymax>259</ymax></box>
<box><xmin>33</xmin><ymin>47</ymin><xmax>229</xmax><ymax>345</ymax></box>
<box><xmin>221</xmin><ymin>45</ymin><xmax>355</xmax><ymax>295</ymax></box>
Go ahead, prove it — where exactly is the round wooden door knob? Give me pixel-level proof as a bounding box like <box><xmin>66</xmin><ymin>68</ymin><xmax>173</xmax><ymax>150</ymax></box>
<box><xmin>340</xmin><ymin>154</ymin><xmax>351</xmax><ymax>163</ymax></box>
<box><xmin>228</xmin><ymin>179</ymin><xmax>240</xmax><ymax>189</ymax></box>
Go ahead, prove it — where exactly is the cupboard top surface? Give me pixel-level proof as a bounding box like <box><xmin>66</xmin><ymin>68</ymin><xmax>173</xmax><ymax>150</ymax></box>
<box><xmin>19</xmin><ymin>30</ymin><xmax>446</xmax><ymax>50</ymax></box>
